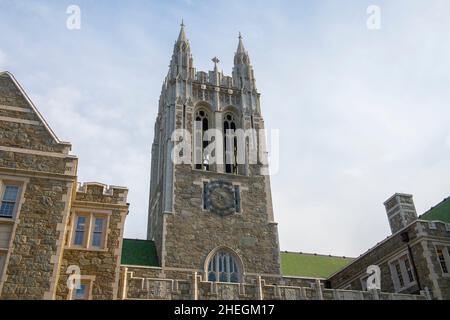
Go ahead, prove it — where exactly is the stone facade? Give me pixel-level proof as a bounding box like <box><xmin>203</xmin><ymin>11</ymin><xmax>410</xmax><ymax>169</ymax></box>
<box><xmin>147</xmin><ymin>23</ymin><xmax>281</xmax><ymax>285</ymax></box>
<box><xmin>55</xmin><ymin>183</ymin><xmax>129</xmax><ymax>300</ymax></box>
<box><xmin>0</xmin><ymin>71</ymin><xmax>129</xmax><ymax>299</ymax></box>
<box><xmin>328</xmin><ymin>217</ymin><xmax>450</xmax><ymax>300</ymax></box>
<box><xmin>118</xmin><ymin>265</ymin><xmax>426</xmax><ymax>300</ymax></box>
<box><xmin>139</xmin><ymin>25</ymin><xmax>432</xmax><ymax>301</ymax></box>
<box><xmin>1</xmin><ymin>25</ymin><xmax>446</xmax><ymax>301</ymax></box>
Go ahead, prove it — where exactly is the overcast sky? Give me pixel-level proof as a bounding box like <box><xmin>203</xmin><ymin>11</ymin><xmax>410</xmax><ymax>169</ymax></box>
<box><xmin>0</xmin><ymin>0</ymin><xmax>449</xmax><ymax>257</ymax></box>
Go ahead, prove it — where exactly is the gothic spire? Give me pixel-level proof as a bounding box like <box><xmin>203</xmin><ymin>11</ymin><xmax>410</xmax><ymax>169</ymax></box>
<box><xmin>169</xmin><ymin>20</ymin><xmax>194</xmax><ymax>81</ymax></box>
<box><xmin>236</xmin><ymin>32</ymin><xmax>246</xmax><ymax>54</ymax></box>
<box><xmin>177</xmin><ymin>19</ymin><xmax>187</xmax><ymax>43</ymax></box>
<box><xmin>234</xmin><ymin>32</ymin><xmax>250</xmax><ymax>65</ymax></box>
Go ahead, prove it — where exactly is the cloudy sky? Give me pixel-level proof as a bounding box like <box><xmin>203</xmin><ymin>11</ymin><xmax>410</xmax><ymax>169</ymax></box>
<box><xmin>0</xmin><ymin>0</ymin><xmax>449</xmax><ymax>257</ymax></box>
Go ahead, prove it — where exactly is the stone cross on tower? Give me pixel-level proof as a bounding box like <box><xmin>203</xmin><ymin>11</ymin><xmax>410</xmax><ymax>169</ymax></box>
<box><xmin>147</xmin><ymin>24</ymin><xmax>279</xmax><ymax>279</ymax></box>
<box><xmin>212</xmin><ymin>56</ymin><xmax>220</xmax><ymax>70</ymax></box>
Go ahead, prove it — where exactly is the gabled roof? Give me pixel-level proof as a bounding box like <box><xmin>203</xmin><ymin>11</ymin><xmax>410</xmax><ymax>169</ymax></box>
<box><xmin>281</xmin><ymin>252</ymin><xmax>354</xmax><ymax>278</ymax></box>
<box><xmin>0</xmin><ymin>71</ymin><xmax>71</xmax><ymax>147</ymax></box>
<box><xmin>121</xmin><ymin>239</ymin><xmax>159</xmax><ymax>267</ymax></box>
<box><xmin>419</xmin><ymin>197</ymin><xmax>450</xmax><ymax>223</ymax></box>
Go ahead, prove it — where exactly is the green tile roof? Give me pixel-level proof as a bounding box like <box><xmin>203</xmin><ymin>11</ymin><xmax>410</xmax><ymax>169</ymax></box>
<box><xmin>280</xmin><ymin>252</ymin><xmax>354</xmax><ymax>278</ymax></box>
<box><xmin>121</xmin><ymin>239</ymin><xmax>159</xmax><ymax>267</ymax></box>
<box><xmin>419</xmin><ymin>197</ymin><xmax>450</xmax><ymax>223</ymax></box>
<box><xmin>120</xmin><ymin>240</ymin><xmax>353</xmax><ymax>278</ymax></box>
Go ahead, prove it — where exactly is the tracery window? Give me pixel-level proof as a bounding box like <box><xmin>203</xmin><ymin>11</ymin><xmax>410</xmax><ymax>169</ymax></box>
<box><xmin>207</xmin><ymin>250</ymin><xmax>241</xmax><ymax>283</ymax></box>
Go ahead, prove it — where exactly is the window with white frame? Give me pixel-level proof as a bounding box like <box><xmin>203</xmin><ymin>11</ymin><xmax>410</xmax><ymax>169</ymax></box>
<box><xmin>389</xmin><ymin>254</ymin><xmax>416</xmax><ymax>292</ymax></box>
<box><xmin>0</xmin><ymin>185</ymin><xmax>20</xmax><ymax>218</ymax></box>
<box><xmin>71</xmin><ymin>212</ymin><xmax>108</xmax><ymax>250</ymax></box>
<box><xmin>436</xmin><ymin>246</ymin><xmax>450</xmax><ymax>275</ymax></box>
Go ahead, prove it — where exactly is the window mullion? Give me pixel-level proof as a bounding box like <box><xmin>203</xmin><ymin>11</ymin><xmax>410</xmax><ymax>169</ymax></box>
<box><xmin>86</xmin><ymin>214</ymin><xmax>93</xmax><ymax>248</ymax></box>
<box><xmin>215</xmin><ymin>254</ymin><xmax>219</xmax><ymax>281</ymax></box>
<box><xmin>226</xmin><ymin>254</ymin><xmax>230</xmax><ymax>282</ymax></box>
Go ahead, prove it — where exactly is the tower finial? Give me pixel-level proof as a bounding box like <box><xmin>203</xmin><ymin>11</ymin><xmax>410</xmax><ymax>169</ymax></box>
<box><xmin>236</xmin><ymin>32</ymin><xmax>246</xmax><ymax>54</ymax></box>
<box><xmin>177</xmin><ymin>19</ymin><xmax>187</xmax><ymax>43</ymax></box>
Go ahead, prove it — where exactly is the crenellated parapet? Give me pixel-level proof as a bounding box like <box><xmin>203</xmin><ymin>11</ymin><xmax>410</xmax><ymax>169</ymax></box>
<box><xmin>75</xmin><ymin>182</ymin><xmax>128</xmax><ymax>205</ymax></box>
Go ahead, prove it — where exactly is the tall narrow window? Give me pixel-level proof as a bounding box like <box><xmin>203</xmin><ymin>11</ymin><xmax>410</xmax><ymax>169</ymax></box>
<box><xmin>207</xmin><ymin>249</ymin><xmax>241</xmax><ymax>283</ymax></box>
<box><xmin>390</xmin><ymin>254</ymin><xmax>416</xmax><ymax>292</ymax></box>
<box><xmin>403</xmin><ymin>257</ymin><xmax>414</xmax><ymax>283</ymax></box>
<box><xmin>224</xmin><ymin>113</ymin><xmax>238</xmax><ymax>174</ymax></box>
<box><xmin>73</xmin><ymin>216</ymin><xmax>87</xmax><ymax>246</ymax></box>
<box><xmin>202</xmin><ymin>182</ymin><xmax>208</xmax><ymax>210</ymax></box>
<box><xmin>394</xmin><ymin>262</ymin><xmax>404</xmax><ymax>287</ymax></box>
<box><xmin>437</xmin><ymin>248</ymin><xmax>449</xmax><ymax>274</ymax></box>
<box><xmin>0</xmin><ymin>252</ymin><xmax>6</xmax><ymax>277</ymax></box>
<box><xmin>0</xmin><ymin>186</ymin><xmax>19</xmax><ymax>218</ymax></box>
<box><xmin>234</xmin><ymin>186</ymin><xmax>241</xmax><ymax>213</ymax></box>
<box><xmin>194</xmin><ymin>109</ymin><xmax>210</xmax><ymax>171</ymax></box>
<box><xmin>91</xmin><ymin>217</ymin><xmax>105</xmax><ymax>248</ymax></box>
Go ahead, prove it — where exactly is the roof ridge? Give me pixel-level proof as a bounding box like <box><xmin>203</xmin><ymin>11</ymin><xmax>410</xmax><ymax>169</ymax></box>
<box><xmin>419</xmin><ymin>196</ymin><xmax>450</xmax><ymax>217</ymax></box>
<box><xmin>281</xmin><ymin>251</ymin><xmax>354</xmax><ymax>259</ymax></box>
<box><xmin>123</xmin><ymin>238</ymin><xmax>154</xmax><ymax>242</ymax></box>
<box><xmin>1</xmin><ymin>71</ymin><xmax>72</xmax><ymax>147</ymax></box>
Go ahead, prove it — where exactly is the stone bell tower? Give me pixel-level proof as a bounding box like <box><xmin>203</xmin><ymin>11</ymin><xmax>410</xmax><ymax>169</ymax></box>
<box><xmin>147</xmin><ymin>23</ymin><xmax>281</xmax><ymax>282</ymax></box>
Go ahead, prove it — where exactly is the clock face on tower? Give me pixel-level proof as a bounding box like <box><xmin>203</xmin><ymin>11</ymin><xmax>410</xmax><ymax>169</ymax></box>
<box><xmin>204</xmin><ymin>181</ymin><xmax>238</xmax><ymax>216</ymax></box>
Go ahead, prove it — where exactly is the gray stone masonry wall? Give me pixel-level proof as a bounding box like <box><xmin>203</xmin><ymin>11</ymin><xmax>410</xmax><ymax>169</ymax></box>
<box><xmin>120</xmin><ymin>265</ymin><xmax>426</xmax><ymax>300</ymax></box>
<box><xmin>0</xmin><ymin>178</ymin><xmax>72</xmax><ymax>299</ymax></box>
<box><xmin>0</xmin><ymin>151</ymin><xmax>74</xmax><ymax>175</ymax></box>
<box><xmin>328</xmin><ymin>220</ymin><xmax>450</xmax><ymax>299</ymax></box>
<box><xmin>164</xmin><ymin>164</ymin><xmax>281</xmax><ymax>276</ymax></box>
<box><xmin>0</xmin><ymin>72</ymin><xmax>76</xmax><ymax>299</ymax></box>
<box><xmin>417</xmin><ymin>222</ymin><xmax>450</xmax><ymax>299</ymax></box>
<box><xmin>0</xmin><ymin>74</ymin><xmax>32</xmax><ymax>109</ymax></box>
<box><xmin>55</xmin><ymin>185</ymin><xmax>128</xmax><ymax>300</ymax></box>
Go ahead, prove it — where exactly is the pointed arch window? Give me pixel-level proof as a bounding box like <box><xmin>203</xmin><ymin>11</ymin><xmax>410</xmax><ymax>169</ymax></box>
<box><xmin>194</xmin><ymin>109</ymin><xmax>211</xmax><ymax>171</ymax></box>
<box><xmin>207</xmin><ymin>250</ymin><xmax>241</xmax><ymax>283</ymax></box>
<box><xmin>224</xmin><ymin>113</ymin><xmax>238</xmax><ymax>174</ymax></box>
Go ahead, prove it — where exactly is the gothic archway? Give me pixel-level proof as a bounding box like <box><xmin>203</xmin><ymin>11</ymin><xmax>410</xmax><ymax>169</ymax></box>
<box><xmin>204</xmin><ymin>246</ymin><xmax>244</xmax><ymax>283</ymax></box>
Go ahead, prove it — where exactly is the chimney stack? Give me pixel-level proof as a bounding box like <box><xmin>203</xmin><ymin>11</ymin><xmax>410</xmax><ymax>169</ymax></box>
<box><xmin>384</xmin><ymin>193</ymin><xmax>418</xmax><ymax>234</ymax></box>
